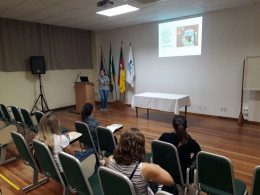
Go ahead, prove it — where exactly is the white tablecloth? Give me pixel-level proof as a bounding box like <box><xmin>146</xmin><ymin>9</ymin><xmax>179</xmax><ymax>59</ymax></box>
<box><xmin>131</xmin><ymin>92</ymin><xmax>191</xmax><ymax>114</ymax></box>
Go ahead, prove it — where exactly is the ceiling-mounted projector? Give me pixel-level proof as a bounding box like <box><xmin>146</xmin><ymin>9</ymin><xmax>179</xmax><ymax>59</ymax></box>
<box><xmin>97</xmin><ymin>0</ymin><xmax>114</xmax><ymax>7</ymax></box>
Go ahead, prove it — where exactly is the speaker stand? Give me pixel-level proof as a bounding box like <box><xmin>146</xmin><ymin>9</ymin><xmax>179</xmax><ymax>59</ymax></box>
<box><xmin>31</xmin><ymin>74</ymin><xmax>49</xmax><ymax>114</ymax></box>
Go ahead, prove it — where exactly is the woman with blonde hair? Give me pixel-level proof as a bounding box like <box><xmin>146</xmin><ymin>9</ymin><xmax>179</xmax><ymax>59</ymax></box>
<box><xmin>35</xmin><ymin>111</ymin><xmax>98</xmax><ymax>174</ymax></box>
<box><xmin>106</xmin><ymin>128</ymin><xmax>175</xmax><ymax>195</ymax></box>
<box><xmin>35</xmin><ymin>112</ymin><xmax>75</xmax><ymax>172</ymax></box>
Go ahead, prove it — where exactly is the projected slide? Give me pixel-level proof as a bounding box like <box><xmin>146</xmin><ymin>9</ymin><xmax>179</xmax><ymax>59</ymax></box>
<box><xmin>159</xmin><ymin>17</ymin><xmax>203</xmax><ymax>57</ymax></box>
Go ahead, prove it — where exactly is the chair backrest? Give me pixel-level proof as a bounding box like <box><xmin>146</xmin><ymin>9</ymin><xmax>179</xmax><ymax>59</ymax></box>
<box><xmin>10</xmin><ymin>106</ymin><xmax>24</xmax><ymax>124</ymax></box>
<box><xmin>197</xmin><ymin>151</ymin><xmax>236</xmax><ymax>195</ymax></box>
<box><xmin>251</xmin><ymin>166</ymin><xmax>260</xmax><ymax>195</ymax></box>
<box><xmin>20</xmin><ymin>108</ymin><xmax>34</xmax><ymax>128</ymax></box>
<box><xmin>151</xmin><ymin>140</ymin><xmax>184</xmax><ymax>186</ymax></box>
<box><xmin>58</xmin><ymin>152</ymin><xmax>94</xmax><ymax>195</ymax></box>
<box><xmin>0</xmin><ymin>104</ymin><xmax>12</xmax><ymax>122</ymax></box>
<box><xmin>11</xmin><ymin>131</ymin><xmax>40</xmax><ymax>171</ymax></box>
<box><xmin>35</xmin><ymin>111</ymin><xmax>44</xmax><ymax>125</ymax></box>
<box><xmin>32</xmin><ymin>139</ymin><xmax>66</xmax><ymax>186</ymax></box>
<box><xmin>97</xmin><ymin>126</ymin><xmax>116</xmax><ymax>156</ymax></box>
<box><xmin>0</xmin><ymin>109</ymin><xmax>4</xmax><ymax>120</ymax></box>
<box><xmin>75</xmin><ymin>121</ymin><xmax>97</xmax><ymax>154</ymax></box>
<box><xmin>98</xmin><ymin>166</ymin><xmax>136</xmax><ymax>195</ymax></box>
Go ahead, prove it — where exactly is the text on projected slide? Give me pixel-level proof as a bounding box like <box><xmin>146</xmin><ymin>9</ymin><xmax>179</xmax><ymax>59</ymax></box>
<box><xmin>159</xmin><ymin>16</ymin><xmax>203</xmax><ymax>57</ymax></box>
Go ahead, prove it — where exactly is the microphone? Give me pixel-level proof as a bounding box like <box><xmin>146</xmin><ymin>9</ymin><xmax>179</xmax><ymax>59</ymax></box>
<box><xmin>75</xmin><ymin>72</ymin><xmax>81</xmax><ymax>82</ymax></box>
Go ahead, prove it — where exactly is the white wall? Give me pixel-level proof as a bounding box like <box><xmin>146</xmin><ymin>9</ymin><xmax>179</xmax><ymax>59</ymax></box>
<box><xmin>96</xmin><ymin>4</ymin><xmax>260</xmax><ymax>118</ymax></box>
<box><xmin>0</xmin><ymin>69</ymin><xmax>95</xmax><ymax>111</ymax></box>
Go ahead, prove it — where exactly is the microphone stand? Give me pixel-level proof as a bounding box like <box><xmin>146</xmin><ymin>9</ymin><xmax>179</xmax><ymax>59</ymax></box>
<box><xmin>75</xmin><ymin>73</ymin><xmax>81</xmax><ymax>82</ymax></box>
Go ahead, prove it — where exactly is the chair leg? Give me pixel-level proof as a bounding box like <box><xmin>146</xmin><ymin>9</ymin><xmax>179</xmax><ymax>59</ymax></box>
<box><xmin>22</xmin><ymin>169</ymin><xmax>49</xmax><ymax>191</ymax></box>
<box><xmin>0</xmin><ymin>144</ymin><xmax>16</xmax><ymax>165</ymax></box>
<box><xmin>63</xmin><ymin>187</ymin><xmax>69</xmax><ymax>195</ymax></box>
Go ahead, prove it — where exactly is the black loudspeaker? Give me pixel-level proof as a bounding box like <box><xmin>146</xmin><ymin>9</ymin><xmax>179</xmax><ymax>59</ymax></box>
<box><xmin>30</xmin><ymin>56</ymin><xmax>45</xmax><ymax>74</ymax></box>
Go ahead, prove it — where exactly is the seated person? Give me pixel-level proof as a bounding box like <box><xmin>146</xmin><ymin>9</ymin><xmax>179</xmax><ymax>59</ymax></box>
<box><xmin>81</xmin><ymin>102</ymin><xmax>117</xmax><ymax>152</ymax></box>
<box><xmin>106</xmin><ymin>128</ymin><xmax>175</xmax><ymax>195</ymax></box>
<box><xmin>35</xmin><ymin>111</ymin><xmax>97</xmax><ymax>173</ymax></box>
<box><xmin>159</xmin><ymin>114</ymin><xmax>201</xmax><ymax>181</ymax></box>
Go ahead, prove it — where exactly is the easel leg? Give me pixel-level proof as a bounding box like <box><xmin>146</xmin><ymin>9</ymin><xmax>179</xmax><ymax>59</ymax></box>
<box><xmin>136</xmin><ymin>107</ymin><xmax>138</xmax><ymax>118</ymax></box>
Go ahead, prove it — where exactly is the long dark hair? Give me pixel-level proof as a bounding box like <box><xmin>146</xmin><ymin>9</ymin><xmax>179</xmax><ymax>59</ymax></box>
<box><xmin>172</xmin><ymin>115</ymin><xmax>190</xmax><ymax>145</ymax></box>
<box><xmin>81</xmin><ymin>103</ymin><xmax>93</xmax><ymax>121</ymax></box>
<box><xmin>113</xmin><ymin>128</ymin><xmax>146</xmax><ymax>165</ymax></box>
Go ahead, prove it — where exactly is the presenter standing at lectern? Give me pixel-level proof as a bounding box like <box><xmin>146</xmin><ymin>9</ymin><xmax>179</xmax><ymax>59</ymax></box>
<box><xmin>93</xmin><ymin>70</ymin><xmax>110</xmax><ymax>111</ymax></box>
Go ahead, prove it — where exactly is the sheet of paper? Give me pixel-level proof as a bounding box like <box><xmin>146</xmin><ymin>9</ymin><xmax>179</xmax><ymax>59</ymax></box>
<box><xmin>106</xmin><ymin>124</ymin><xmax>123</xmax><ymax>133</ymax></box>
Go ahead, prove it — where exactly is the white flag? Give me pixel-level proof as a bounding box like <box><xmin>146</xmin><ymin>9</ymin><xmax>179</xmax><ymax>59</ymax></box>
<box><xmin>126</xmin><ymin>45</ymin><xmax>135</xmax><ymax>88</ymax></box>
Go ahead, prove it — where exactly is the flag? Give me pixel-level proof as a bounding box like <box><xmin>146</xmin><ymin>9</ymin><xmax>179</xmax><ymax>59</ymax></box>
<box><xmin>118</xmin><ymin>46</ymin><xmax>125</xmax><ymax>93</ymax></box>
<box><xmin>108</xmin><ymin>46</ymin><xmax>115</xmax><ymax>92</ymax></box>
<box><xmin>126</xmin><ymin>45</ymin><xmax>135</xmax><ymax>88</ymax></box>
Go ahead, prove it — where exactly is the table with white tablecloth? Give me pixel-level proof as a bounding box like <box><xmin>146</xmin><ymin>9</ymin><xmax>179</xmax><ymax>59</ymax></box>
<box><xmin>131</xmin><ymin>92</ymin><xmax>191</xmax><ymax>118</ymax></box>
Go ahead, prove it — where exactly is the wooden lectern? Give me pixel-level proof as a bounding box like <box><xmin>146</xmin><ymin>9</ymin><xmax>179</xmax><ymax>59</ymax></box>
<box><xmin>75</xmin><ymin>82</ymin><xmax>95</xmax><ymax>113</ymax></box>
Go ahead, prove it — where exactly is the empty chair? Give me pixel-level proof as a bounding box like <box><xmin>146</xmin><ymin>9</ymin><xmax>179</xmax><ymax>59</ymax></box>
<box><xmin>20</xmin><ymin>108</ymin><xmax>38</xmax><ymax>134</ymax></box>
<box><xmin>58</xmin><ymin>151</ymin><xmax>101</xmax><ymax>195</ymax></box>
<box><xmin>96</xmin><ymin>126</ymin><xmax>116</xmax><ymax>158</ymax></box>
<box><xmin>34</xmin><ymin>111</ymin><xmax>43</xmax><ymax>125</ymax></box>
<box><xmin>32</xmin><ymin>139</ymin><xmax>69</xmax><ymax>195</ymax></box>
<box><xmin>0</xmin><ymin>109</ymin><xmax>4</xmax><ymax>120</ymax></box>
<box><xmin>196</xmin><ymin>151</ymin><xmax>247</xmax><ymax>195</ymax></box>
<box><xmin>11</xmin><ymin>131</ymin><xmax>49</xmax><ymax>191</ymax></box>
<box><xmin>75</xmin><ymin>121</ymin><xmax>98</xmax><ymax>154</ymax></box>
<box><xmin>98</xmin><ymin>166</ymin><xmax>136</xmax><ymax>195</ymax></box>
<box><xmin>10</xmin><ymin>106</ymin><xmax>25</xmax><ymax>127</ymax></box>
<box><xmin>251</xmin><ymin>166</ymin><xmax>260</xmax><ymax>195</ymax></box>
<box><xmin>0</xmin><ymin>110</ymin><xmax>6</xmax><ymax>129</ymax></box>
<box><xmin>0</xmin><ymin>104</ymin><xmax>13</xmax><ymax>124</ymax></box>
<box><xmin>10</xmin><ymin>106</ymin><xmax>26</xmax><ymax>137</ymax></box>
<box><xmin>0</xmin><ymin>125</ymin><xmax>17</xmax><ymax>165</ymax></box>
<box><xmin>151</xmin><ymin>140</ymin><xmax>188</xmax><ymax>195</ymax></box>
<box><xmin>35</xmin><ymin>111</ymin><xmax>68</xmax><ymax>134</ymax></box>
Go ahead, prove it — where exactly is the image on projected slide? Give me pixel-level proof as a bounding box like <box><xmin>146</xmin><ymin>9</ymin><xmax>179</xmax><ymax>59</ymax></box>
<box><xmin>158</xmin><ymin>16</ymin><xmax>202</xmax><ymax>57</ymax></box>
<box><xmin>177</xmin><ymin>24</ymin><xmax>198</xmax><ymax>47</ymax></box>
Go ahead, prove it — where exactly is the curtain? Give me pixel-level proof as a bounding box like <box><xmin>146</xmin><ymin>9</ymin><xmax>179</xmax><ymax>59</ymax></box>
<box><xmin>0</xmin><ymin>18</ymin><xmax>93</xmax><ymax>72</ymax></box>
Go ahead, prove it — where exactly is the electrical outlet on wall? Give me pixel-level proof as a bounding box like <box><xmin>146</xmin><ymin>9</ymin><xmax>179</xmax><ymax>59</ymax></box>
<box><xmin>220</xmin><ymin>107</ymin><xmax>227</xmax><ymax>112</ymax></box>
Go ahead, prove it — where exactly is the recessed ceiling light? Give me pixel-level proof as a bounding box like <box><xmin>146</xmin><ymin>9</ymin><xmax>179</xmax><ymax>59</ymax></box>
<box><xmin>96</xmin><ymin>4</ymin><xmax>139</xmax><ymax>17</ymax></box>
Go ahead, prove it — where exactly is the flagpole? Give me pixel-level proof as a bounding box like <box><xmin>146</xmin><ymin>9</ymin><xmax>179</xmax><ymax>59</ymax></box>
<box><xmin>109</xmin><ymin>42</ymin><xmax>115</xmax><ymax>101</ymax></box>
<box><xmin>100</xmin><ymin>45</ymin><xmax>108</xmax><ymax>74</ymax></box>
<box><xmin>111</xmin><ymin>42</ymin><xmax>117</xmax><ymax>101</ymax></box>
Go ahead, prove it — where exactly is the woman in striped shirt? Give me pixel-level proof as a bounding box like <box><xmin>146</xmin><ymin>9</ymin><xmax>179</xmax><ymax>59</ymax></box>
<box><xmin>106</xmin><ymin>128</ymin><xmax>174</xmax><ymax>195</ymax></box>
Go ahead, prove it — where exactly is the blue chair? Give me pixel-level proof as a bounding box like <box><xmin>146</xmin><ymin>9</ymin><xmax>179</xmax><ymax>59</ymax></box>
<box><xmin>196</xmin><ymin>151</ymin><xmax>247</xmax><ymax>195</ymax></box>
<box><xmin>32</xmin><ymin>139</ymin><xmax>69</xmax><ymax>195</ymax></box>
<box><xmin>59</xmin><ymin>151</ymin><xmax>101</xmax><ymax>195</ymax></box>
<box><xmin>98</xmin><ymin>166</ymin><xmax>135</xmax><ymax>195</ymax></box>
<box><xmin>251</xmin><ymin>166</ymin><xmax>260</xmax><ymax>195</ymax></box>
<box><xmin>11</xmin><ymin>131</ymin><xmax>49</xmax><ymax>191</ymax></box>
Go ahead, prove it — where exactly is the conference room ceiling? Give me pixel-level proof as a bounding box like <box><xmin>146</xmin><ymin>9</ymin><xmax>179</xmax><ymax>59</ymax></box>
<box><xmin>0</xmin><ymin>0</ymin><xmax>259</xmax><ymax>31</ymax></box>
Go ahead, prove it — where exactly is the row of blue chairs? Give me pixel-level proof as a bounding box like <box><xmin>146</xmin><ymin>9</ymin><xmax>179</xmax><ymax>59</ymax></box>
<box><xmin>11</xmin><ymin>131</ymin><xmax>171</xmax><ymax>195</ymax></box>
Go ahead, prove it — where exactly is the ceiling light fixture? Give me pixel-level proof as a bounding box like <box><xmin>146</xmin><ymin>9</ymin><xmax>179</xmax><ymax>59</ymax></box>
<box><xmin>96</xmin><ymin>4</ymin><xmax>139</xmax><ymax>17</ymax></box>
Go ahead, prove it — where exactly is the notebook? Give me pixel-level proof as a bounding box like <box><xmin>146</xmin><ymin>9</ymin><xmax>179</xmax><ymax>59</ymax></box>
<box><xmin>106</xmin><ymin>124</ymin><xmax>123</xmax><ymax>133</ymax></box>
<box><xmin>68</xmin><ymin>131</ymin><xmax>82</xmax><ymax>144</ymax></box>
